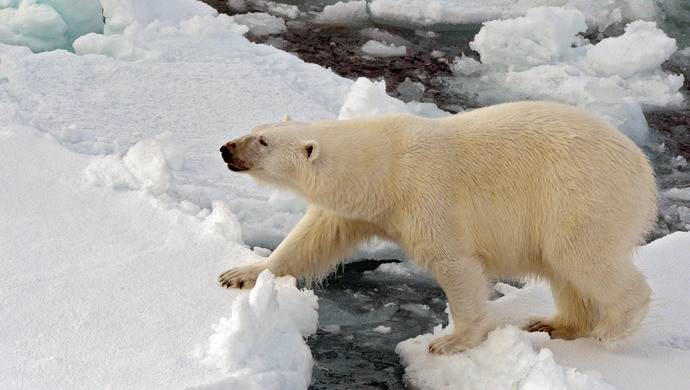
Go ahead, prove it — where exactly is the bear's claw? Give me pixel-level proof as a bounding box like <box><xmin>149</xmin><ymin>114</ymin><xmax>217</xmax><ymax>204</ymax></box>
<box><xmin>428</xmin><ymin>334</ymin><xmax>470</xmax><ymax>355</ymax></box>
<box><xmin>218</xmin><ymin>265</ymin><xmax>263</xmax><ymax>290</ymax></box>
<box><xmin>527</xmin><ymin>320</ymin><xmax>556</xmax><ymax>334</ymax></box>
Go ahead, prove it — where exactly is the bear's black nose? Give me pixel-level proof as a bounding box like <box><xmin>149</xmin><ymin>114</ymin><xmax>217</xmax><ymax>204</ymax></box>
<box><xmin>220</xmin><ymin>144</ymin><xmax>233</xmax><ymax>163</ymax></box>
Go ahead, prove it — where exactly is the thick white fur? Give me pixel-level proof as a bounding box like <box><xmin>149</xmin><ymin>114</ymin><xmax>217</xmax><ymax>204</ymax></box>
<box><xmin>219</xmin><ymin>101</ymin><xmax>657</xmax><ymax>354</ymax></box>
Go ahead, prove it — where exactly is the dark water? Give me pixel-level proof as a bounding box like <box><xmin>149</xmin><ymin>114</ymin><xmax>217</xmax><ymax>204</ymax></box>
<box><xmin>199</xmin><ymin>1</ymin><xmax>689</xmax><ymax>387</ymax></box>
<box><xmin>305</xmin><ymin>260</ymin><xmax>446</xmax><ymax>389</ymax></box>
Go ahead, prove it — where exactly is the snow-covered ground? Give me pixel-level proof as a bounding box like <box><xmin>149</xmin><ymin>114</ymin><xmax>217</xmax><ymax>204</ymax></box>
<box><xmin>1</xmin><ymin>0</ymin><xmax>688</xmax><ymax>389</ymax></box>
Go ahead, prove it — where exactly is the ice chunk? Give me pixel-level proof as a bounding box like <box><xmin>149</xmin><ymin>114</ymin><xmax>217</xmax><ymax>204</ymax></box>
<box><xmin>510</xmin><ymin>0</ymin><xmax>663</xmax><ymax>32</ymax></box>
<box><xmin>231</xmin><ymin>12</ymin><xmax>287</xmax><ymax>36</ymax></box>
<box><xmin>338</xmin><ymin>78</ymin><xmax>409</xmax><ymax>120</ymax></box>
<box><xmin>315</xmin><ymin>1</ymin><xmax>369</xmax><ymax>27</ymax></box>
<box><xmin>397</xmin><ymin>325</ymin><xmax>615</xmax><ymax>390</ymax></box>
<box><xmin>360</xmin><ymin>27</ymin><xmax>411</xmax><ymax>47</ymax></box>
<box><xmin>318</xmin><ymin>299</ymin><xmax>398</xmax><ymax>328</ymax></box>
<box><xmin>663</xmin><ymin>187</ymin><xmax>690</xmax><ymax>202</ymax></box>
<box><xmin>373</xmin><ymin>325</ymin><xmax>392</xmax><ymax>334</ymax></box>
<box><xmin>451</xmin><ymin>54</ymin><xmax>484</xmax><ymax>76</ymax></box>
<box><xmin>396</xmin><ymin>78</ymin><xmax>425</xmax><ymax>102</ymax></box>
<box><xmin>361</xmin><ymin>40</ymin><xmax>407</xmax><ymax>57</ymax></box>
<box><xmin>450</xmin><ymin>7</ymin><xmax>683</xmax><ymax>143</ymax></box>
<box><xmin>365</xmin><ymin>261</ymin><xmax>417</xmax><ymax>278</ymax></box>
<box><xmin>586</xmin><ymin>21</ymin><xmax>676</xmax><ymax>77</ymax></box>
<box><xmin>471</xmin><ymin>7</ymin><xmax>587</xmax><ymax>70</ymax></box>
<box><xmin>0</xmin><ymin>0</ymin><xmax>103</xmax><ymax>52</ymax></box>
<box><xmin>200</xmin><ymin>271</ymin><xmax>318</xmax><ymax>389</ymax></box>
<box><xmin>400</xmin><ymin>303</ymin><xmax>430</xmax><ymax>317</ymax></box>
<box><xmin>339</xmin><ymin>78</ymin><xmax>449</xmax><ymax>120</ymax></box>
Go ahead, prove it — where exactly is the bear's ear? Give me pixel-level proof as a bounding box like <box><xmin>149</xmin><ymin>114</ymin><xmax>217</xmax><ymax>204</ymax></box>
<box><xmin>283</xmin><ymin>114</ymin><xmax>292</xmax><ymax>122</ymax></box>
<box><xmin>304</xmin><ymin>140</ymin><xmax>319</xmax><ymax>161</ymax></box>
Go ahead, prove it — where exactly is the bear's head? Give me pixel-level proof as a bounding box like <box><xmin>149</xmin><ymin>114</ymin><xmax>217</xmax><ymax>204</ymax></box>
<box><xmin>220</xmin><ymin>119</ymin><xmax>320</xmax><ymax>192</ymax></box>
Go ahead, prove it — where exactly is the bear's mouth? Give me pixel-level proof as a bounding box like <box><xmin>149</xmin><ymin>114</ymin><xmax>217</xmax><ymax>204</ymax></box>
<box><xmin>227</xmin><ymin>163</ymin><xmax>248</xmax><ymax>172</ymax></box>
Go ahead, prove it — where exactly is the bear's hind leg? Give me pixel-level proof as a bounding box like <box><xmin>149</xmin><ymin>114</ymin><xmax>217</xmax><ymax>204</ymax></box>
<box><xmin>428</xmin><ymin>255</ymin><xmax>495</xmax><ymax>354</ymax></box>
<box><xmin>538</xmin><ymin>245</ymin><xmax>651</xmax><ymax>343</ymax></box>
<box><xmin>527</xmin><ymin>278</ymin><xmax>601</xmax><ymax>340</ymax></box>
<box><xmin>591</xmin><ymin>262</ymin><xmax>651</xmax><ymax>344</ymax></box>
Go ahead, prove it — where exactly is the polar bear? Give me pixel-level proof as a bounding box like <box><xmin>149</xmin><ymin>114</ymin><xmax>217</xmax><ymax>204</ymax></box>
<box><xmin>218</xmin><ymin>101</ymin><xmax>657</xmax><ymax>354</ymax></box>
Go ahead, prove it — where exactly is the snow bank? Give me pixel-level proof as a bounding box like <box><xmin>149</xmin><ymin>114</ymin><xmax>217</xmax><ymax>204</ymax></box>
<box><xmin>398</xmin><ymin>232</ymin><xmax>690</xmax><ymax>389</ymax></box>
<box><xmin>361</xmin><ymin>39</ymin><xmax>407</xmax><ymax>57</ymax></box>
<box><xmin>198</xmin><ymin>271</ymin><xmax>318</xmax><ymax>390</ymax></box>
<box><xmin>0</xmin><ymin>0</ymin><xmax>103</xmax><ymax>52</ymax></box>
<box><xmin>452</xmin><ymin>6</ymin><xmax>684</xmax><ymax>143</ymax></box>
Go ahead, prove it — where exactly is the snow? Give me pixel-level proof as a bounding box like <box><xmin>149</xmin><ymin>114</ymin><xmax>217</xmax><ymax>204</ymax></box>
<box><xmin>0</xmin><ymin>0</ymin><xmax>343</xmax><ymax>388</ymax></box>
<box><xmin>451</xmin><ymin>6</ymin><xmax>684</xmax><ymax>144</ymax></box>
<box><xmin>1</xmin><ymin>0</ymin><xmax>689</xmax><ymax>388</ymax></box>
<box><xmin>197</xmin><ymin>271</ymin><xmax>318</xmax><ymax>390</ymax></box>
<box><xmin>361</xmin><ymin>39</ymin><xmax>407</xmax><ymax>57</ymax></box>
<box><xmin>398</xmin><ymin>232</ymin><xmax>690</xmax><ymax>389</ymax></box>
<box><xmin>0</xmin><ymin>0</ymin><xmax>103</xmax><ymax>52</ymax></box>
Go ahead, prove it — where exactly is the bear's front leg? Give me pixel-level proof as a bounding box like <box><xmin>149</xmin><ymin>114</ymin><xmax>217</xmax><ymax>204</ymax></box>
<box><xmin>428</xmin><ymin>255</ymin><xmax>495</xmax><ymax>354</ymax></box>
<box><xmin>218</xmin><ymin>207</ymin><xmax>378</xmax><ymax>289</ymax></box>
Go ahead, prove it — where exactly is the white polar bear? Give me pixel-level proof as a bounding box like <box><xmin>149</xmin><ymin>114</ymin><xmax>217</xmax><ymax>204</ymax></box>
<box><xmin>218</xmin><ymin>101</ymin><xmax>657</xmax><ymax>354</ymax></box>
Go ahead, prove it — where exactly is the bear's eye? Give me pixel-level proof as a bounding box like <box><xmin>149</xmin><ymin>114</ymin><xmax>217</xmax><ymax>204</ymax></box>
<box><xmin>259</xmin><ymin>138</ymin><xmax>268</xmax><ymax>146</ymax></box>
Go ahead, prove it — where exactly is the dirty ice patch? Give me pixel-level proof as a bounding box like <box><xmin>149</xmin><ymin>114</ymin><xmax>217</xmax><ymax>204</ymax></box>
<box><xmin>82</xmin><ymin>134</ymin><xmax>184</xmax><ymax>195</ymax></box>
<box><xmin>0</xmin><ymin>0</ymin><xmax>103</xmax><ymax>52</ymax></box>
<box><xmin>450</xmin><ymin>6</ymin><xmax>684</xmax><ymax>144</ymax></box>
<box><xmin>397</xmin><ymin>325</ymin><xmax>614</xmax><ymax>390</ymax></box>
<box><xmin>196</xmin><ymin>270</ymin><xmax>318</xmax><ymax>390</ymax></box>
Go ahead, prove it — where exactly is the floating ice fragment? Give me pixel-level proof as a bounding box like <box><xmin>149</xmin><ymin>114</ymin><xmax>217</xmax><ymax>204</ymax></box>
<box><xmin>231</xmin><ymin>12</ymin><xmax>287</xmax><ymax>36</ymax></box>
<box><xmin>361</xmin><ymin>40</ymin><xmax>407</xmax><ymax>57</ymax></box>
